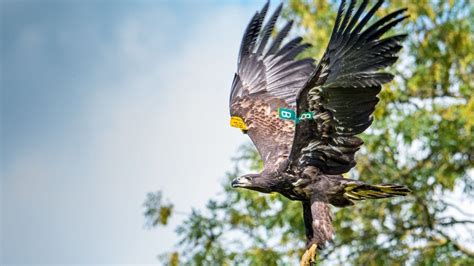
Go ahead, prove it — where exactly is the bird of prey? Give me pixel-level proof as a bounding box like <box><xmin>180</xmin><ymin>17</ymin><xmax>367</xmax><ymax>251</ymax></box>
<box><xmin>229</xmin><ymin>0</ymin><xmax>410</xmax><ymax>263</ymax></box>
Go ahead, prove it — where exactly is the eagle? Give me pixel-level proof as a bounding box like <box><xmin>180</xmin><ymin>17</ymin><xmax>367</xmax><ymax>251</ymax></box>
<box><xmin>228</xmin><ymin>0</ymin><xmax>411</xmax><ymax>263</ymax></box>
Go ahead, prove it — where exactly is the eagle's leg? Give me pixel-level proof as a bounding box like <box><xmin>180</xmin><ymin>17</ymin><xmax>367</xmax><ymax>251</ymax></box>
<box><xmin>300</xmin><ymin>243</ymin><xmax>318</xmax><ymax>266</ymax></box>
<box><xmin>301</xmin><ymin>201</ymin><xmax>318</xmax><ymax>265</ymax></box>
<box><xmin>300</xmin><ymin>196</ymin><xmax>334</xmax><ymax>265</ymax></box>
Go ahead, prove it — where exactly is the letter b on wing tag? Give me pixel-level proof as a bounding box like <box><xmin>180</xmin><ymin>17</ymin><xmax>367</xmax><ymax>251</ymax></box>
<box><xmin>299</xmin><ymin>112</ymin><xmax>313</xmax><ymax>120</ymax></box>
<box><xmin>278</xmin><ymin>108</ymin><xmax>297</xmax><ymax>121</ymax></box>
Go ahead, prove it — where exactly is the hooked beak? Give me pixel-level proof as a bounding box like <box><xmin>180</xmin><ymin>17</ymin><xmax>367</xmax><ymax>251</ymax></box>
<box><xmin>231</xmin><ymin>176</ymin><xmax>252</xmax><ymax>188</ymax></box>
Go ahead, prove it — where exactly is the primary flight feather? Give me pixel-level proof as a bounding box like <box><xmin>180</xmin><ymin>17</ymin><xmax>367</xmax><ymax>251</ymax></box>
<box><xmin>228</xmin><ymin>0</ymin><xmax>410</xmax><ymax>260</ymax></box>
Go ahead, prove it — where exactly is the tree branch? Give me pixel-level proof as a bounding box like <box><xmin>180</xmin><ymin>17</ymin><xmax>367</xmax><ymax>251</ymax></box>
<box><xmin>437</xmin><ymin>218</ymin><xmax>474</xmax><ymax>227</ymax></box>
<box><xmin>435</xmin><ymin>230</ymin><xmax>474</xmax><ymax>257</ymax></box>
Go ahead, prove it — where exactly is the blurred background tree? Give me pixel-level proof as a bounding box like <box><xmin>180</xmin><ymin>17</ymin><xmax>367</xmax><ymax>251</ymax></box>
<box><xmin>145</xmin><ymin>0</ymin><xmax>473</xmax><ymax>265</ymax></box>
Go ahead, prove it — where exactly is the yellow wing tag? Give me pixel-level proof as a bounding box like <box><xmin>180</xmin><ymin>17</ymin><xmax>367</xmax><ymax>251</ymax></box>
<box><xmin>230</xmin><ymin>116</ymin><xmax>248</xmax><ymax>130</ymax></box>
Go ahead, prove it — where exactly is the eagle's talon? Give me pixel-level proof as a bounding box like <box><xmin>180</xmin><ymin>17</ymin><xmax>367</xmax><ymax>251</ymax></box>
<box><xmin>300</xmin><ymin>244</ymin><xmax>317</xmax><ymax>266</ymax></box>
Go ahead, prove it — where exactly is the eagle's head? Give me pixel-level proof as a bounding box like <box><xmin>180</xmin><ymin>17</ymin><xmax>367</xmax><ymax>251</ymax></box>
<box><xmin>231</xmin><ymin>173</ymin><xmax>273</xmax><ymax>193</ymax></box>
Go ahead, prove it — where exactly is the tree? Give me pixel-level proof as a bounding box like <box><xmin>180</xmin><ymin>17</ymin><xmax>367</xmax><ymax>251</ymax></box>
<box><xmin>145</xmin><ymin>0</ymin><xmax>474</xmax><ymax>264</ymax></box>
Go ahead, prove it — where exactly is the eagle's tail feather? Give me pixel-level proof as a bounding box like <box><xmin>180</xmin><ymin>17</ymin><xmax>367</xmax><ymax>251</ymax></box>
<box><xmin>343</xmin><ymin>183</ymin><xmax>411</xmax><ymax>201</ymax></box>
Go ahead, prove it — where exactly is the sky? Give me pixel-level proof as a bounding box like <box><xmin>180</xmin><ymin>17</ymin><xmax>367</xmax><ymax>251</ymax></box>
<box><xmin>1</xmin><ymin>0</ymin><xmax>267</xmax><ymax>264</ymax></box>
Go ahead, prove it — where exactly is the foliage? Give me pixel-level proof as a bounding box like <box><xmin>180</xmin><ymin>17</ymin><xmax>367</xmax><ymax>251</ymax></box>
<box><xmin>144</xmin><ymin>191</ymin><xmax>174</xmax><ymax>227</ymax></box>
<box><xmin>145</xmin><ymin>0</ymin><xmax>474</xmax><ymax>265</ymax></box>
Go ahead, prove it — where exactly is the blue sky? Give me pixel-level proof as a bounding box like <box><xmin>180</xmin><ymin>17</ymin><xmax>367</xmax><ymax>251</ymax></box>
<box><xmin>1</xmin><ymin>0</ymin><xmax>266</xmax><ymax>264</ymax></box>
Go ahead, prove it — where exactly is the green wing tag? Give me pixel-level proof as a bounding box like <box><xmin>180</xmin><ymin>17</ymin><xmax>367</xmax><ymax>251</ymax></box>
<box><xmin>278</xmin><ymin>108</ymin><xmax>297</xmax><ymax>121</ymax></box>
<box><xmin>298</xmin><ymin>112</ymin><xmax>313</xmax><ymax>121</ymax></box>
<box><xmin>230</xmin><ymin>116</ymin><xmax>248</xmax><ymax>130</ymax></box>
<box><xmin>278</xmin><ymin>108</ymin><xmax>313</xmax><ymax>123</ymax></box>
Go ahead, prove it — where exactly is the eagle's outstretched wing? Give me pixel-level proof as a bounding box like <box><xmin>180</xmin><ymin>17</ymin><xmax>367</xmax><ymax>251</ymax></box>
<box><xmin>288</xmin><ymin>0</ymin><xmax>408</xmax><ymax>174</ymax></box>
<box><xmin>230</xmin><ymin>2</ymin><xmax>314</xmax><ymax>168</ymax></box>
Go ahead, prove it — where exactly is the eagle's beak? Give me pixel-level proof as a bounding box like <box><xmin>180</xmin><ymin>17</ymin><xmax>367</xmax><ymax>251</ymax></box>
<box><xmin>231</xmin><ymin>176</ymin><xmax>251</xmax><ymax>188</ymax></box>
